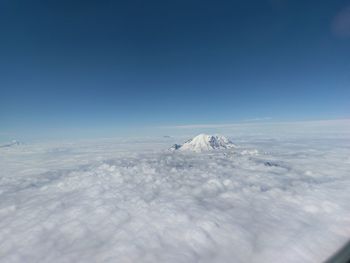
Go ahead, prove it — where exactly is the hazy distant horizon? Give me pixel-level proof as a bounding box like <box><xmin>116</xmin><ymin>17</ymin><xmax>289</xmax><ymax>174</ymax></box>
<box><xmin>1</xmin><ymin>118</ymin><xmax>349</xmax><ymax>144</ymax></box>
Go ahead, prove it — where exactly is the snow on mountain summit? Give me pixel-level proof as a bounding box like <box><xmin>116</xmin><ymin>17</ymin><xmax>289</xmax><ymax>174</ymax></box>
<box><xmin>0</xmin><ymin>140</ymin><xmax>21</xmax><ymax>148</ymax></box>
<box><xmin>171</xmin><ymin>134</ymin><xmax>236</xmax><ymax>152</ymax></box>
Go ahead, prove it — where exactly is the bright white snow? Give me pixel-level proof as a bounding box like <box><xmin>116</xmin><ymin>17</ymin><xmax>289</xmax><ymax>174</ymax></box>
<box><xmin>172</xmin><ymin>134</ymin><xmax>236</xmax><ymax>152</ymax></box>
<box><xmin>0</xmin><ymin>128</ymin><xmax>350</xmax><ymax>262</ymax></box>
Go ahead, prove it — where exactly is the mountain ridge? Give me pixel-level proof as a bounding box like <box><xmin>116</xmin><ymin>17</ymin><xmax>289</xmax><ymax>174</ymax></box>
<box><xmin>170</xmin><ymin>134</ymin><xmax>236</xmax><ymax>152</ymax></box>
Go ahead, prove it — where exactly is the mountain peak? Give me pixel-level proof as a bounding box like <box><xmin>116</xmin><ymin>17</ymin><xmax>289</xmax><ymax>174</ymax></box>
<box><xmin>0</xmin><ymin>140</ymin><xmax>21</xmax><ymax>148</ymax></box>
<box><xmin>171</xmin><ymin>134</ymin><xmax>236</xmax><ymax>152</ymax></box>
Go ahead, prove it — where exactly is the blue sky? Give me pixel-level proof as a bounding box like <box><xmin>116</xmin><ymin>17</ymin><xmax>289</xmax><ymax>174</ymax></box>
<box><xmin>0</xmin><ymin>0</ymin><xmax>349</xmax><ymax>141</ymax></box>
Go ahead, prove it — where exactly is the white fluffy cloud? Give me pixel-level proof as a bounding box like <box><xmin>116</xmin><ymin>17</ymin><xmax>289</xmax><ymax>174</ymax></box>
<box><xmin>0</xmin><ymin>130</ymin><xmax>350</xmax><ymax>262</ymax></box>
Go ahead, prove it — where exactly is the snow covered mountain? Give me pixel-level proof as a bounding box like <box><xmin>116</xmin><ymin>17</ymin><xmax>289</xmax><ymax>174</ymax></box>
<box><xmin>170</xmin><ymin>134</ymin><xmax>236</xmax><ymax>152</ymax></box>
<box><xmin>0</xmin><ymin>140</ymin><xmax>21</xmax><ymax>148</ymax></box>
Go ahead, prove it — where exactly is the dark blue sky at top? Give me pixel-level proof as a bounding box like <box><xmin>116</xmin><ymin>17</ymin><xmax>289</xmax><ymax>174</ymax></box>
<box><xmin>0</xmin><ymin>0</ymin><xmax>349</xmax><ymax>139</ymax></box>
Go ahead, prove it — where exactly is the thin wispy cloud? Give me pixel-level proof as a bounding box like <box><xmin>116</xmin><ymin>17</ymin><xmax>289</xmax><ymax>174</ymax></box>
<box><xmin>161</xmin><ymin>123</ymin><xmax>240</xmax><ymax>129</ymax></box>
<box><xmin>242</xmin><ymin>117</ymin><xmax>272</xmax><ymax>122</ymax></box>
<box><xmin>160</xmin><ymin>117</ymin><xmax>272</xmax><ymax>129</ymax></box>
<box><xmin>160</xmin><ymin>118</ymin><xmax>350</xmax><ymax>129</ymax></box>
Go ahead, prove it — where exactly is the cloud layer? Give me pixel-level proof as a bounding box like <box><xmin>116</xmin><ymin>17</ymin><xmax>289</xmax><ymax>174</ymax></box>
<box><xmin>0</xmin><ymin>132</ymin><xmax>350</xmax><ymax>262</ymax></box>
